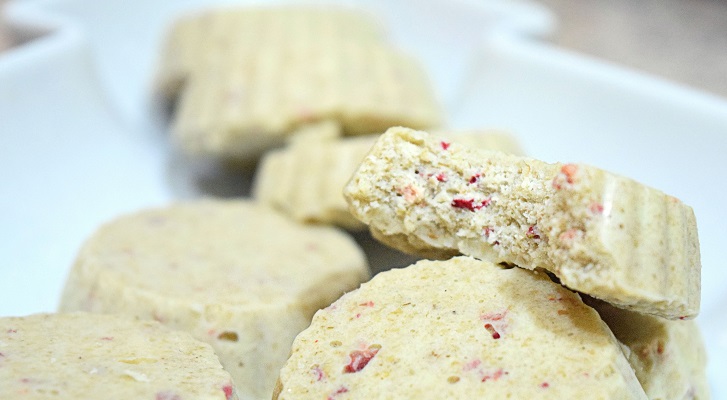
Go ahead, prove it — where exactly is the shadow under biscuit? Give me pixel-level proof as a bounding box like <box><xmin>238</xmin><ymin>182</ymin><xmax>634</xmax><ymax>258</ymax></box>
<box><xmin>164</xmin><ymin>148</ymin><xmax>257</xmax><ymax>199</ymax></box>
<box><xmin>350</xmin><ymin>230</ymin><xmax>422</xmax><ymax>276</ymax></box>
<box><xmin>152</xmin><ymin>87</ymin><xmax>267</xmax><ymax>200</ymax></box>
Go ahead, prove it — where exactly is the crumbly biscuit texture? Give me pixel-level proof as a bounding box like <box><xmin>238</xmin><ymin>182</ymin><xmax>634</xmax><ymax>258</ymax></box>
<box><xmin>157</xmin><ymin>8</ymin><xmax>441</xmax><ymax>160</ymax></box>
<box><xmin>587</xmin><ymin>299</ymin><xmax>710</xmax><ymax>400</ymax></box>
<box><xmin>344</xmin><ymin>127</ymin><xmax>701</xmax><ymax>320</ymax></box>
<box><xmin>60</xmin><ymin>200</ymin><xmax>369</xmax><ymax>400</ymax></box>
<box><xmin>0</xmin><ymin>312</ymin><xmax>237</xmax><ymax>400</ymax></box>
<box><xmin>254</xmin><ymin>129</ymin><xmax>523</xmax><ymax>229</ymax></box>
<box><xmin>275</xmin><ymin>256</ymin><xmax>647</xmax><ymax>399</ymax></box>
<box><xmin>442</xmin><ymin>130</ymin><xmax>525</xmax><ymax>156</ymax></box>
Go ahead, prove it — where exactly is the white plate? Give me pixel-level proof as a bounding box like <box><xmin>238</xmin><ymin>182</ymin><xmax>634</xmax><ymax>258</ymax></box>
<box><xmin>2</xmin><ymin>0</ymin><xmax>726</xmax><ymax>396</ymax></box>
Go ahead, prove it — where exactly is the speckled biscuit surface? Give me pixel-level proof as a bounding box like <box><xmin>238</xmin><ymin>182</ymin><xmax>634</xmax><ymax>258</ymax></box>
<box><xmin>344</xmin><ymin>127</ymin><xmax>701</xmax><ymax>320</ymax></box>
<box><xmin>275</xmin><ymin>256</ymin><xmax>647</xmax><ymax>399</ymax></box>
<box><xmin>157</xmin><ymin>7</ymin><xmax>441</xmax><ymax>160</ymax></box>
<box><xmin>588</xmin><ymin>299</ymin><xmax>710</xmax><ymax>400</ymax></box>
<box><xmin>254</xmin><ymin>129</ymin><xmax>523</xmax><ymax>229</ymax></box>
<box><xmin>59</xmin><ymin>200</ymin><xmax>369</xmax><ymax>400</ymax></box>
<box><xmin>0</xmin><ymin>312</ymin><xmax>237</xmax><ymax>400</ymax></box>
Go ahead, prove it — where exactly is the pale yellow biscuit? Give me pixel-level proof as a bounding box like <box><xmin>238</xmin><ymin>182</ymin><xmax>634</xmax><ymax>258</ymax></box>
<box><xmin>156</xmin><ymin>8</ymin><xmax>385</xmax><ymax>99</ymax></box>
<box><xmin>0</xmin><ymin>312</ymin><xmax>237</xmax><ymax>400</ymax></box>
<box><xmin>157</xmin><ymin>8</ymin><xmax>441</xmax><ymax>160</ymax></box>
<box><xmin>275</xmin><ymin>256</ymin><xmax>647</xmax><ymax>399</ymax></box>
<box><xmin>155</xmin><ymin>15</ymin><xmax>201</xmax><ymax>99</ymax></box>
<box><xmin>444</xmin><ymin>130</ymin><xmax>525</xmax><ymax>155</ymax></box>
<box><xmin>59</xmin><ymin>200</ymin><xmax>369</xmax><ymax>400</ymax></box>
<box><xmin>286</xmin><ymin>120</ymin><xmax>343</xmax><ymax>145</ymax></box>
<box><xmin>254</xmin><ymin>134</ymin><xmax>377</xmax><ymax>230</ymax></box>
<box><xmin>344</xmin><ymin>127</ymin><xmax>701</xmax><ymax>320</ymax></box>
<box><xmin>254</xmin><ymin>129</ymin><xmax>523</xmax><ymax>230</ymax></box>
<box><xmin>587</xmin><ymin>299</ymin><xmax>710</xmax><ymax>400</ymax></box>
<box><xmin>171</xmin><ymin>42</ymin><xmax>440</xmax><ymax>159</ymax></box>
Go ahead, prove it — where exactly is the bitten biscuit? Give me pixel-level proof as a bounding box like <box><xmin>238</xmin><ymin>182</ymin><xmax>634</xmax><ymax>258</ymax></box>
<box><xmin>587</xmin><ymin>299</ymin><xmax>710</xmax><ymax>400</ymax></box>
<box><xmin>157</xmin><ymin>7</ymin><xmax>441</xmax><ymax>160</ymax></box>
<box><xmin>274</xmin><ymin>256</ymin><xmax>647</xmax><ymax>399</ymax></box>
<box><xmin>343</xmin><ymin>127</ymin><xmax>701</xmax><ymax>320</ymax></box>
<box><xmin>0</xmin><ymin>312</ymin><xmax>237</xmax><ymax>400</ymax></box>
<box><xmin>254</xmin><ymin>128</ymin><xmax>523</xmax><ymax>229</ymax></box>
<box><xmin>59</xmin><ymin>200</ymin><xmax>369</xmax><ymax>400</ymax></box>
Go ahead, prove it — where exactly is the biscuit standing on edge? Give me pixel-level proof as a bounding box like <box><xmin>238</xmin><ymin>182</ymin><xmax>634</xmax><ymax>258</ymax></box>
<box><xmin>254</xmin><ymin>126</ymin><xmax>524</xmax><ymax>230</ymax></box>
<box><xmin>59</xmin><ymin>200</ymin><xmax>369</xmax><ymax>400</ymax></box>
<box><xmin>155</xmin><ymin>8</ymin><xmax>387</xmax><ymax>99</ymax></box>
<box><xmin>585</xmin><ymin>298</ymin><xmax>710</xmax><ymax>400</ymax></box>
<box><xmin>343</xmin><ymin>127</ymin><xmax>700</xmax><ymax>320</ymax></box>
<box><xmin>156</xmin><ymin>8</ymin><xmax>441</xmax><ymax>160</ymax></box>
<box><xmin>0</xmin><ymin>312</ymin><xmax>237</xmax><ymax>399</ymax></box>
<box><xmin>274</xmin><ymin>257</ymin><xmax>647</xmax><ymax>399</ymax></box>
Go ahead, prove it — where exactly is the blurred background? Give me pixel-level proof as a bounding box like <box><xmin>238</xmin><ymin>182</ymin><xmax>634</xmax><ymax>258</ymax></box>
<box><xmin>2</xmin><ymin>0</ymin><xmax>727</xmax><ymax>98</ymax></box>
<box><xmin>538</xmin><ymin>0</ymin><xmax>727</xmax><ymax>98</ymax></box>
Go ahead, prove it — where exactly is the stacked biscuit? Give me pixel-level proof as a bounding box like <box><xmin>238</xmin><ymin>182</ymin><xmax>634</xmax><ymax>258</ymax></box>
<box><xmin>272</xmin><ymin>126</ymin><xmax>706</xmax><ymax>399</ymax></box>
<box><xmin>5</xmin><ymin>9</ymin><xmax>442</xmax><ymax>398</ymax></box>
<box><xmin>343</xmin><ymin>127</ymin><xmax>700</xmax><ymax>320</ymax></box>
<box><xmin>5</xmin><ymin>6</ymin><xmax>708</xmax><ymax>400</ymax></box>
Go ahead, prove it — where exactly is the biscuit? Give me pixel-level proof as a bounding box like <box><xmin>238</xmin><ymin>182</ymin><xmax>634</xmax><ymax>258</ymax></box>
<box><xmin>59</xmin><ymin>200</ymin><xmax>369</xmax><ymax>400</ymax></box>
<box><xmin>254</xmin><ymin>132</ymin><xmax>377</xmax><ymax>230</ymax></box>
<box><xmin>286</xmin><ymin>120</ymin><xmax>343</xmax><ymax>144</ymax></box>
<box><xmin>343</xmin><ymin>127</ymin><xmax>701</xmax><ymax>320</ymax></box>
<box><xmin>157</xmin><ymin>8</ymin><xmax>441</xmax><ymax>160</ymax></box>
<box><xmin>254</xmin><ymin>129</ymin><xmax>523</xmax><ymax>229</ymax></box>
<box><xmin>155</xmin><ymin>8</ymin><xmax>386</xmax><ymax>99</ymax></box>
<box><xmin>274</xmin><ymin>256</ymin><xmax>647</xmax><ymax>399</ymax></box>
<box><xmin>587</xmin><ymin>299</ymin><xmax>709</xmax><ymax>400</ymax></box>
<box><xmin>0</xmin><ymin>312</ymin><xmax>237</xmax><ymax>399</ymax></box>
<box><xmin>443</xmin><ymin>130</ymin><xmax>525</xmax><ymax>156</ymax></box>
